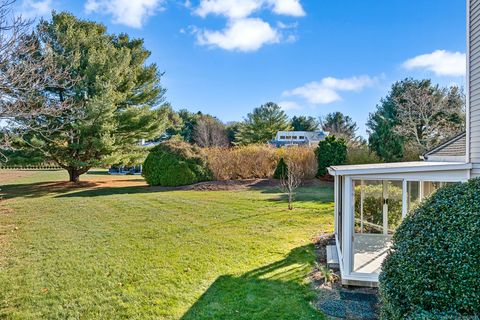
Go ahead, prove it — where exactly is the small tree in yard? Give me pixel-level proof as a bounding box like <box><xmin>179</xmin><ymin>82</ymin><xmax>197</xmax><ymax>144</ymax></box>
<box><xmin>280</xmin><ymin>159</ymin><xmax>304</xmax><ymax>210</ymax></box>
<box><xmin>316</xmin><ymin>136</ymin><xmax>347</xmax><ymax>177</ymax></box>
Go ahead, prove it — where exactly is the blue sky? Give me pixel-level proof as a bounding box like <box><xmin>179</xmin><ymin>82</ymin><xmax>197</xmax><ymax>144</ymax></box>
<box><xmin>16</xmin><ymin>0</ymin><xmax>467</xmax><ymax>136</ymax></box>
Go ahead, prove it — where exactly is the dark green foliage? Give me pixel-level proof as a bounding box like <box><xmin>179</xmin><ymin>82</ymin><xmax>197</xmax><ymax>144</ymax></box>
<box><xmin>0</xmin><ymin>149</ymin><xmax>45</xmax><ymax>166</ymax></box>
<box><xmin>291</xmin><ymin>116</ymin><xmax>319</xmax><ymax>131</ymax></box>
<box><xmin>320</xmin><ymin>112</ymin><xmax>358</xmax><ymax>141</ymax></box>
<box><xmin>142</xmin><ymin>141</ymin><xmax>211</xmax><ymax>186</ymax></box>
<box><xmin>225</xmin><ymin>121</ymin><xmax>242</xmax><ymax>146</ymax></box>
<box><xmin>315</xmin><ymin>136</ymin><xmax>347</xmax><ymax>177</ymax></box>
<box><xmin>177</xmin><ymin>109</ymin><xmax>201</xmax><ymax>143</ymax></box>
<box><xmin>379</xmin><ymin>179</ymin><xmax>480</xmax><ymax>319</ymax></box>
<box><xmin>13</xmin><ymin>13</ymin><xmax>167</xmax><ymax>182</ymax></box>
<box><xmin>236</xmin><ymin>102</ymin><xmax>291</xmax><ymax>145</ymax></box>
<box><xmin>273</xmin><ymin>157</ymin><xmax>288</xmax><ymax>179</ymax></box>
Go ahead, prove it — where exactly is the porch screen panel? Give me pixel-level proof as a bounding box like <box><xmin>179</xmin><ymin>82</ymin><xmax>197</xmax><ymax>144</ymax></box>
<box><xmin>388</xmin><ymin>181</ymin><xmax>403</xmax><ymax>234</ymax></box>
<box><xmin>354</xmin><ymin>180</ymin><xmax>383</xmax><ymax>234</ymax></box>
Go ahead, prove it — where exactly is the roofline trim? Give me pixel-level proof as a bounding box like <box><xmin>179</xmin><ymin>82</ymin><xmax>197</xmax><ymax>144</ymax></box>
<box><xmin>424</xmin><ymin>132</ymin><xmax>466</xmax><ymax>156</ymax></box>
<box><xmin>328</xmin><ymin>162</ymin><xmax>472</xmax><ymax>176</ymax></box>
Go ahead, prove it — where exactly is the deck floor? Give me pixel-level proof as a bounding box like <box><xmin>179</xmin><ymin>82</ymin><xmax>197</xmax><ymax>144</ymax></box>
<box><xmin>353</xmin><ymin>234</ymin><xmax>391</xmax><ymax>274</ymax></box>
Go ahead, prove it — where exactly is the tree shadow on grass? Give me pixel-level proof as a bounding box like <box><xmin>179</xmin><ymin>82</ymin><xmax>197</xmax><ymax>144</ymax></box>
<box><xmin>181</xmin><ymin>245</ymin><xmax>325</xmax><ymax>320</ymax></box>
<box><xmin>0</xmin><ymin>181</ymin><xmax>167</xmax><ymax>200</ymax></box>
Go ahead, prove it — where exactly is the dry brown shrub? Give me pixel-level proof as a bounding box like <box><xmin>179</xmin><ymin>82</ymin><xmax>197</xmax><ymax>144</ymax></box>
<box><xmin>280</xmin><ymin>146</ymin><xmax>318</xmax><ymax>180</ymax></box>
<box><xmin>205</xmin><ymin>145</ymin><xmax>318</xmax><ymax>180</ymax></box>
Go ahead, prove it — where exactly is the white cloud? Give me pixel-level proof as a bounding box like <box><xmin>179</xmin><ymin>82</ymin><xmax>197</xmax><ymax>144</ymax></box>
<box><xmin>85</xmin><ymin>0</ymin><xmax>163</xmax><ymax>28</ymax></box>
<box><xmin>192</xmin><ymin>0</ymin><xmax>304</xmax><ymax>51</ymax></box>
<box><xmin>403</xmin><ymin>50</ymin><xmax>466</xmax><ymax>77</ymax></box>
<box><xmin>195</xmin><ymin>0</ymin><xmax>261</xmax><ymax>19</ymax></box>
<box><xmin>197</xmin><ymin>18</ymin><xmax>280</xmax><ymax>52</ymax></box>
<box><xmin>194</xmin><ymin>0</ymin><xmax>305</xmax><ymax>18</ymax></box>
<box><xmin>279</xmin><ymin>100</ymin><xmax>301</xmax><ymax>111</ymax></box>
<box><xmin>18</xmin><ymin>0</ymin><xmax>52</xmax><ymax>19</ymax></box>
<box><xmin>283</xmin><ymin>76</ymin><xmax>376</xmax><ymax>104</ymax></box>
<box><xmin>269</xmin><ymin>0</ymin><xmax>305</xmax><ymax>17</ymax></box>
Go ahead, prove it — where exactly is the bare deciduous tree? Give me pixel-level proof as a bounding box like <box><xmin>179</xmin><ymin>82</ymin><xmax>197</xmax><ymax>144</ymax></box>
<box><xmin>0</xmin><ymin>0</ymin><xmax>77</xmax><ymax>161</ymax></box>
<box><xmin>280</xmin><ymin>159</ymin><xmax>304</xmax><ymax>210</ymax></box>
<box><xmin>393</xmin><ymin>81</ymin><xmax>465</xmax><ymax>153</ymax></box>
<box><xmin>193</xmin><ymin>115</ymin><xmax>229</xmax><ymax>148</ymax></box>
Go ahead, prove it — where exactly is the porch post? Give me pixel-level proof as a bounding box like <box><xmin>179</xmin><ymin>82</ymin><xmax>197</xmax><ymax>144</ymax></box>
<box><xmin>334</xmin><ymin>176</ymin><xmax>338</xmax><ymax>235</ymax></box>
<box><xmin>402</xmin><ymin>180</ymin><xmax>408</xmax><ymax>218</ymax></box>
<box><xmin>382</xmin><ymin>180</ymin><xmax>388</xmax><ymax>235</ymax></box>
<box><xmin>360</xmin><ymin>180</ymin><xmax>364</xmax><ymax>233</ymax></box>
<box><xmin>343</xmin><ymin>176</ymin><xmax>353</xmax><ymax>275</ymax></box>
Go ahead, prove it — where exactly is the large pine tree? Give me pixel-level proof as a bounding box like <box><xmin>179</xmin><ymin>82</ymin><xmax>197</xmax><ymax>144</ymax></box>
<box><xmin>9</xmin><ymin>13</ymin><xmax>167</xmax><ymax>182</ymax></box>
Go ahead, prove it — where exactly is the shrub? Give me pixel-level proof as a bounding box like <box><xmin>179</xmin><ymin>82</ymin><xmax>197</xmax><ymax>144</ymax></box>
<box><xmin>204</xmin><ymin>144</ymin><xmax>278</xmax><ymax>180</ymax></box>
<box><xmin>204</xmin><ymin>145</ymin><xmax>317</xmax><ymax>180</ymax></box>
<box><xmin>273</xmin><ymin>157</ymin><xmax>288</xmax><ymax>179</ymax></box>
<box><xmin>379</xmin><ymin>179</ymin><xmax>480</xmax><ymax>319</ymax></box>
<box><xmin>315</xmin><ymin>136</ymin><xmax>347</xmax><ymax>177</ymax></box>
<box><xmin>281</xmin><ymin>146</ymin><xmax>318</xmax><ymax>180</ymax></box>
<box><xmin>346</xmin><ymin>142</ymin><xmax>381</xmax><ymax>165</ymax></box>
<box><xmin>142</xmin><ymin>141</ymin><xmax>212</xmax><ymax>186</ymax></box>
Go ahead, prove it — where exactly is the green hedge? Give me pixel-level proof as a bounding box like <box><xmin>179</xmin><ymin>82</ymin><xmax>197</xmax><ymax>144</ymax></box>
<box><xmin>142</xmin><ymin>141</ymin><xmax>212</xmax><ymax>187</ymax></box>
<box><xmin>379</xmin><ymin>179</ymin><xmax>480</xmax><ymax>319</ymax></box>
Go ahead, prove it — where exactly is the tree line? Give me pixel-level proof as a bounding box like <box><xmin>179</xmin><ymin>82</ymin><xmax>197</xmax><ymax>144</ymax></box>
<box><xmin>157</xmin><ymin>102</ymin><xmax>358</xmax><ymax>148</ymax></box>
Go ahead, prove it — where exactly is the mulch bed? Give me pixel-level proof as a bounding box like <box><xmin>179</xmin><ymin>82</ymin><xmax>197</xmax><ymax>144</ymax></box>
<box><xmin>311</xmin><ymin>234</ymin><xmax>380</xmax><ymax>320</ymax></box>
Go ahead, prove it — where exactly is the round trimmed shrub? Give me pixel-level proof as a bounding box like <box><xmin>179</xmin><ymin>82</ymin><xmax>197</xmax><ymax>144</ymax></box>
<box><xmin>379</xmin><ymin>179</ymin><xmax>480</xmax><ymax>319</ymax></box>
<box><xmin>142</xmin><ymin>141</ymin><xmax>212</xmax><ymax>186</ymax></box>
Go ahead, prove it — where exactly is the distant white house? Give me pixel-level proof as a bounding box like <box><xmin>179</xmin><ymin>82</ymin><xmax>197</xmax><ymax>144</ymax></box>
<box><xmin>269</xmin><ymin>131</ymin><xmax>328</xmax><ymax>147</ymax></box>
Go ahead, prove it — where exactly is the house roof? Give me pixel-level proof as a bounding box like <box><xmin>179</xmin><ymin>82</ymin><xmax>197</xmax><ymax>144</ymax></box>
<box><xmin>424</xmin><ymin>132</ymin><xmax>466</xmax><ymax>158</ymax></box>
<box><xmin>328</xmin><ymin>161</ymin><xmax>472</xmax><ymax>176</ymax></box>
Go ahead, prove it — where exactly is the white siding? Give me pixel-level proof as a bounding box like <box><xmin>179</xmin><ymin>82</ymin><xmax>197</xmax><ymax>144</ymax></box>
<box><xmin>469</xmin><ymin>0</ymin><xmax>480</xmax><ymax>176</ymax></box>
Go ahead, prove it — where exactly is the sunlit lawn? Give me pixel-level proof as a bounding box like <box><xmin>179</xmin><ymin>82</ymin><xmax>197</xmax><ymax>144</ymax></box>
<box><xmin>0</xmin><ymin>170</ymin><xmax>333</xmax><ymax>319</ymax></box>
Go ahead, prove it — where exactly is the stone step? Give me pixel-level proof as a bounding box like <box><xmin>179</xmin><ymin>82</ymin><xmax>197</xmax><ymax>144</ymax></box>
<box><xmin>326</xmin><ymin>244</ymin><xmax>340</xmax><ymax>269</ymax></box>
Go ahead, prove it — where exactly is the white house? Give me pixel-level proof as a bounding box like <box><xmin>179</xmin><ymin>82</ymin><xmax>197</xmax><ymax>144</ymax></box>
<box><xmin>327</xmin><ymin>0</ymin><xmax>477</xmax><ymax>287</ymax></box>
<box><xmin>270</xmin><ymin>131</ymin><xmax>328</xmax><ymax>147</ymax></box>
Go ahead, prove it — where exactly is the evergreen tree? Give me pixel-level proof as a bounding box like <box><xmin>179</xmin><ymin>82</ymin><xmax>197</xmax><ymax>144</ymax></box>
<box><xmin>236</xmin><ymin>102</ymin><xmax>291</xmax><ymax>145</ymax></box>
<box><xmin>291</xmin><ymin>116</ymin><xmax>319</xmax><ymax>131</ymax></box>
<box><xmin>10</xmin><ymin>13</ymin><xmax>167</xmax><ymax>182</ymax></box>
<box><xmin>273</xmin><ymin>157</ymin><xmax>288</xmax><ymax>179</ymax></box>
<box><xmin>316</xmin><ymin>136</ymin><xmax>347</xmax><ymax>177</ymax></box>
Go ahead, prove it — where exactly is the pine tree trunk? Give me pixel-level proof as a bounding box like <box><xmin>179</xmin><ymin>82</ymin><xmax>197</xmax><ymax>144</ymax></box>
<box><xmin>68</xmin><ymin>168</ymin><xmax>80</xmax><ymax>183</ymax></box>
<box><xmin>66</xmin><ymin>167</ymin><xmax>88</xmax><ymax>183</ymax></box>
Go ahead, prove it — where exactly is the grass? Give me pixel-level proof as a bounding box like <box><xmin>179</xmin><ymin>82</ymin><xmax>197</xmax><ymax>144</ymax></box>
<box><xmin>0</xmin><ymin>170</ymin><xmax>334</xmax><ymax>319</ymax></box>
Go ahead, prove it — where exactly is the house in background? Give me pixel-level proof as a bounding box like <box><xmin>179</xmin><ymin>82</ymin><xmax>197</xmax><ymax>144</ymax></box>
<box><xmin>327</xmin><ymin>0</ymin><xmax>478</xmax><ymax>287</ymax></box>
<box><xmin>108</xmin><ymin>139</ymin><xmax>159</xmax><ymax>175</ymax></box>
<box><xmin>269</xmin><ymin>131</ymin><xmax>328</xmax><ymax>147</ymax></box>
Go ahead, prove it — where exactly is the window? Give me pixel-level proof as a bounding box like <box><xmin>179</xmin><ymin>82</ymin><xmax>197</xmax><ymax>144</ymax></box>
<box><xmin>280</xmin><ymin>136</ymin><xmax>286</xmax><ymax>140</ymax></box>
<box><xmin>298</xmin><ymin>136</ymin><xmax>305</xmax><ymax>139</ymax></box>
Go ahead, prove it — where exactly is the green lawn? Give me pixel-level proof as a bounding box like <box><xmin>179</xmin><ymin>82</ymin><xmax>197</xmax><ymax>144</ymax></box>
<box><xmin>0</xmin><ymin>170</ymin><xmax>333</xmax><ymax>319</ymax></box>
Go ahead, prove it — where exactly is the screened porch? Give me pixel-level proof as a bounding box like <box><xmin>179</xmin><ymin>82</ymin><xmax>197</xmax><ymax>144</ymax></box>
<box><xmin>328</xmin><ymin>162</ymin><xmax>471</xmax><ymax>286</ymax></box>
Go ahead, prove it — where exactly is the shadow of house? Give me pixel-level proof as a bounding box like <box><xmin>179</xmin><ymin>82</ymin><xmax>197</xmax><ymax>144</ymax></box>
<box><xmin>258</xmin><ymin>185</ymin><xmax>334</xmax><ymax>205</ymax></box>
<box><xmin>181</xmin><ymin>245</ymin><xmax>324</xmax><ymax>320</ymax></box>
